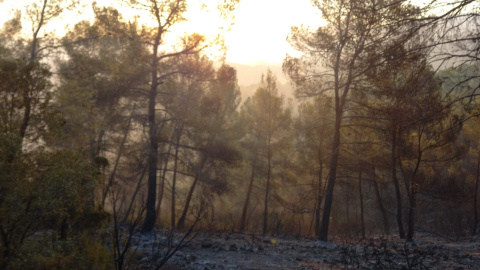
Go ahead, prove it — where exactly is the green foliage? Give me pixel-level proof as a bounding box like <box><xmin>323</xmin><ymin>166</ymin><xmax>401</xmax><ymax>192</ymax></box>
<box><xmin>94</xmin><ymin>156</ymin><xmax>110</xmax><ymax>169</ymax></box>
<box><xmin>32</xmin><ymin>150</ymin><xmax>100</xmax><ymax>234</ymax></box>
<box><xmin>0</xmin><ymin>59</ymin><xmax>52</xmax><ymax>137</ymax></box>
<box><xmin>10</xmin><ymin>233</ymin><xmax>112</xmax><ymax>270</ymax></box>
<box><xmin>53</xmin><ymin>6</ymin><xmax>148</xmax><ymax>155</ymax></box>
<box><xmin>0</xmin><ymin>147</ymin><xmax>104</xmax><ymax>268</ymax></box>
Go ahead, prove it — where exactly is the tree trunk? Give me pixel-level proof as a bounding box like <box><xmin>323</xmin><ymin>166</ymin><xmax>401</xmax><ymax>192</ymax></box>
<box><xmin>406</xmin><ymin>153</ymin><xmax>422</xmax><ymax>241</ymax></box>
<box><xmin>102</xmin><ymin>106</ymin><xmax>135</xmax><ymax>206</ymax></box>
<box><xmin>155</xmin><ymin>158</ymin><xmax>167</xmax><ymax>226</ymax></box>
<box><xmin>155</xmin><ymin>130</ymin><xmax>176</xmax><ymax>226</ymax></box>
<box><xmin>263</xmin><ymin>149</ymin><xmax>272</xmax><ymax>236</ymax></box>
<box><xmin>407</xmin><ymin>185</ymin><xmax>416</xmax><ymax>241</ymax></box>
<box><xmin>171</xmin><ymin>124</ymin><xmax>183</xmax><ymax>229</ymax></box>
<box><xmin>359</xmin><ymin>172</ymin><xmax>365</xmax><ymax>239</ymax></box>
<box><xmin>402</xmin><ymin>134</ymin><xmax>423</xmax><ymax>242</ymax></box>
<box><xmin>315</xmin><ymin>161</ymin><xmax>323</xmax><ymax>238</ymax></box>
<box><xmin>391</xmin><ymin>131</ymin><xmax>406</xmax><ymax>239</ymax></box>
<box><xmin>123</xmin><ymin>166</ymin><xmax>147</xmax><ymax>223</ymax></box>
<box><xmin>318</xmin><ymin>110</ymin><xmax>342</xmax><ymax>241</ymax></box>
<box><xmin>141</xmin><ymin>24</ymin><xmax>162</xmax><ymax>233</ymax></box>
<box><xmin>472</xmin><ymin>152</ymin><xmax>480</xmax><ymax>236</ymax></box>
<box><xmin>240</xmin><ymin>155</ymin><xmax>257</xmax><ymax>232</ymax></box>
<box><xmin>346</xmin><ymin>186</ymin><xmax>350</xmax><ymax>235</ymax></box>
<box><xmin>177</xmin><ymin>155</ymin><xmax>209</xmax><ymax>229</ymax></box>
<box><xmin>16</xmin><ymin>0</ymin><xmax>46</xmax><ymax>149</ymax></box>
<box><xmin>373</xmin><ymin>172</ymin><xmax>389</xmax><ymax>235</ymax></box>
<box><xmin>177</xmin><ymin>172</ymin><xmax>201</xmax><ymax>229</ymax></box>
<box><xmin>142</xmin><ymin>111</ymin><xmax>158</xmax><ymax>232</ymax></box>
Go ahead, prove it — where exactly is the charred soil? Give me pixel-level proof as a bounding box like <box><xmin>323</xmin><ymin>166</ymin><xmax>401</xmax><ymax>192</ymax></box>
<box><xmin>131</xmin><ymin>230</ymin><xmax>480</xmax><ymax>269</ymax></box>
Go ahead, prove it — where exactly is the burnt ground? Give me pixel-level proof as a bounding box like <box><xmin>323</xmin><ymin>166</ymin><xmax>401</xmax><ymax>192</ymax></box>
<box><xmin>130</xmin><ymin>230</ymin><xmax>480</xmax><ymax>269</ymax></box>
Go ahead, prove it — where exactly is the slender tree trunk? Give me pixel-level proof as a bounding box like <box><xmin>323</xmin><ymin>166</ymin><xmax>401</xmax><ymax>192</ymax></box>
<box><xmin>7</xmin><ymin>0</ymin><xmax>45</xmax><ymax>163</ymax></box>
<box><xmin>102</xmin><ymin>106</ymin><xmax>135</xmax><ymax>206</ymax></box>
<box><xmin>177</xmin><ymin>155</ymin><xmax>209</xmax><ymax>229</ymax></box>
<box><xmin>19</xmin><ymin>87</ymin><xmax>32</xmax><ymax>143</ymax></box>
<box><xmin>319</xmin><ymin>110</ymin><xmax>342</xmax><ymax>241</ymax></box>
<box><xmin>391</xmin><ymin>131</ymin><xmax>406</xmax><ymax>239</ymax></box>
<box><xmin>119</xmin><ymin>190</ymin><xmax>128</xmax><ymax>215</ymax></box>
<box><xmin>407</xmin><ymin>185</ymin><xmax>416</xmax><ymax>241</ymax></box>
<box><xmin>155</xmin><ymin>158</ymin><xmax>167</xmax><ymax>226</ymax></box>
<box><xmin>171</xmin><ymin>125</ymin><xmax>183</xmax><ymax>229</ymax></box>
<box><xmin>141</xmin><ymin>23</ymin><xmax>162</xmax><ymax>233</ymax></box>
<box><xmin>406</xmin><ymin>143</ymin><xmax>422</xmax><ymax>241</ymax></box>
<box><xmin>29</xmin><ymin>0</ymin><xmax>47</xmax><ymax>61</ymax></box>
<box><xmin>123</xmin><ymin>166</ymin><xmax>147</xmax><ymax>223</ymax></box>
<box><xmin>359</xmin><ymin>172</ymin><xmax>365</xmax><ymax>239</ymax></box>
<box><xmin>154</xmin><ymin>154</ymin><xmax>166</xmax><ymax>226</ymax></box>
<box><xmin>263</xmin><ymin>149</ymin><xmax>272</xmax><ymax>236</ymax></box>
<box><xmin>240</xmin><ymin>156</ymin><xmax>257</xmax><ymax>232</ymax></box>
<box><xmin>177</xmin><ymin>172</ymin><xmax>201</xmax><ymax>229</ymax></box>
<box><xmin>142</xmin><ymin>111</ymin><xmax>158</xmax><ymax>232</ymax></box>
<box><xmin>472</xmin><ymin>152</ymin><xmax>480</xmax><ymax>236</ymax></box>
<box><xmin>315</xmin><ymin>161</ymin><xmax>323</xmax><ymax>238</ymax></box>
<box><xmin>155</xmin><ymin>130</ymin><xmax>175</xmax><ymax>226</ymax></box>
<box><xmin>373</xmin><ymin>172</ymin><xmax>389</xmax><ymax>235</ymax></box>
<box><xmin>346</xmin><ymin>186</ymin><xmax>350</xmax><ymax>235</ymax></box>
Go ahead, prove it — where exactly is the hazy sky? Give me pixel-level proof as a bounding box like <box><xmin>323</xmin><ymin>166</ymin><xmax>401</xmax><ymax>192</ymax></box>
<box><xmin>0</xmin><ymin>0</ymin><xmax>322</xmax><ymax>65</ymax></box>
<box><xmin>224</xmin><ymin>0</ymin><xmax>322</xmax><ymax>65</ymax></box>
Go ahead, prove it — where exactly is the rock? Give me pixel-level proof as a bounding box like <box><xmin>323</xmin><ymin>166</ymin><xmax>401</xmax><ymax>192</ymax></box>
<box><xmin>229</xmin><ymin>244</ymin><xmax>237</xmax><ymax>251</ymax></box>
<box><xmin>201</xmin><ymin>240</ymin><xmax>214</xmax><ymax>248</ymax></box>
<box><xmin>187</xmin><ymin>254</ymin><xmax>197</xmax><ymax>261</ymax></box>
<box><xmin>174</xmin><ymin>251</ymin><xmax>185</xmax><ymax>258</ymax></box>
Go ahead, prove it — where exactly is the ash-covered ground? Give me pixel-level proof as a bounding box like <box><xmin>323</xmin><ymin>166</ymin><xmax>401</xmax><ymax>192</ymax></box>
<box><xmin>130</xmin><ymin>230</ymin><xmax>480</xmax><ymax>269</ymax></box>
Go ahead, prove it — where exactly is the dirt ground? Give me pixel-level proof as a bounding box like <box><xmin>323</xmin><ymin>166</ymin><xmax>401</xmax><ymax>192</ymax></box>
<box><xmin>131</xmin><ymin>230</ymin><xmax>480</xmax><ymax>269</ymax></box>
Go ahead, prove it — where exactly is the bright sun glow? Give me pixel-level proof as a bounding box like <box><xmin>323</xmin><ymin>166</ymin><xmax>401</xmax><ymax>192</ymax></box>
<box><xmin>0</xmin><ymin>0</ymin><xmax>323</xmax><ymax>65</ymax></box>
<box><xmin>223</xmin><ymin>0</ymin><xmax>322</xmax><ymax>65</ymax></box>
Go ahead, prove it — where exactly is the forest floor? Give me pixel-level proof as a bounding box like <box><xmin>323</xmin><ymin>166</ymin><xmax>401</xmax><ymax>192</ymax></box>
<box><xmin>130</xmin><ymin>229</ymin><xmax>480</xmax><ymax>269</ymax></box>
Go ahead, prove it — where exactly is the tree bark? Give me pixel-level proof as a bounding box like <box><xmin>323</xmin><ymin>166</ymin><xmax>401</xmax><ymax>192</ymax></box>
<box><xmin>373</xmin><ymin>171</ymin><xmax>390</xmax><ymax>235</ymax></box>
<box><xmin>176</xmin><ymin>174</ymin><xmax>199</xmax><ymax>229</ymax></box>
<box><xmin>240</xmin><ymin>156</ymin><xmax>257</xmax><ymax>232</ymax></box>
<box><xmin>405</xmin><ymin>139</ymin><xmax>423</xmax><ymax>241</ymax></box>
<box><xmin>155</xmin><ymin>129</ymin><xmax>175</xmax><ymax>226</ymax></box>
<box><xmin>142</xmin><ymin>24</ymin><xmax>161</xmax><ymax>233</ymax></box>
<box><xmin>318</xmin><ymin>109</ymin><xmax>342</xmax><ymax>241</ymax></box>
<box><xmin>170</xmin><ymin>125</ymin><xmax>183</xmax><ymax>229</ymax></box>
<box><xmin>318</xmin><ymin>30</ymin><xmax>359</xmax><ymax>240</ymax></box>
<box><xmin>315</xmin><ymin>160</ymin><xmax>323</xmax><ymax>238</ymax></box>
<box><xmin>102</xmin><ymin>106</ymin><xmax>135</xmax><ymax>206</ymax></box>
<box><xmin>176</xmin><ymin>156</ymin><xmax>207</xmax><ymax>229</ymax></box>
<box><xmin>391</xmin><ymin>131</ymin><xmax>406</xmax><ymax>239</ymax></box>
<box><xmin>359</xmin><ymin>172</ymin><xmax>365</xmax><ymax>239</ymax></box>
<box><xmin>473</xmin><ymin>151</ymin><xmax>480</xmax><ymax>236</ymax></box>
<box><xmin>263</xmin><ymin>149</ymin><xmax>272</xmax><ymax>236</ymax></box>
<box><xmin>142</xmin><ymin>101</ymin><xmax>159</xmax><ymax>232</ymax></box>
<box><xmin>122</xmin><ymin>160</ymin><xmax>147</xmax><ymax>223</ymax></box>
<box><xmin>407</xmin><ymin>185</ymin><xmax>416</xmax><ymax>241</ymax></box>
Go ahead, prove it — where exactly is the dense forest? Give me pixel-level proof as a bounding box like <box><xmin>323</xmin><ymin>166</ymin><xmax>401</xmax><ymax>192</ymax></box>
<box><xmin>1</xmin><ymin>0</ymin><xmax>480</xmax><ymax>268</ymax></box>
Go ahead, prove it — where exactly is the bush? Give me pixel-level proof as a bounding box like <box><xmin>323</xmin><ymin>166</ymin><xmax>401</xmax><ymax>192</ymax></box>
<box><xmin>10</xmin><ymin>233</ymin><xmax>113</xmax><ymax>270</ymax></box>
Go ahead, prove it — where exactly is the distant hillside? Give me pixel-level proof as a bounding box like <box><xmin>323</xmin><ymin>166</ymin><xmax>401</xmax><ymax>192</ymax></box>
<box><xmin>227</xmin><ymin>62</ymin><xmax>289</xmax><ymax>86</ymax></box>
<box><xmin>226</xmin><ymin>62</ymin><xmax>295</xmax><ymax>102</ymax></box>
<box><xmin>239</xmin><ymin>81</ymin><xmax>295</xmax><ymax>103</ymax></box>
